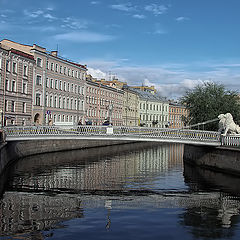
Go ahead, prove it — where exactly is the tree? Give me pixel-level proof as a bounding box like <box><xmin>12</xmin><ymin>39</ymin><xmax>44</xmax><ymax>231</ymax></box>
<box><xmin>181</xmin><ymin>82</ymin><xmax>240</xmax><ymax>131</ymax></box>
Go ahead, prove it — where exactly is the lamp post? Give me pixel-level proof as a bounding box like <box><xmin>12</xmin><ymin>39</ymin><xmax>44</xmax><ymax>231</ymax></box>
<box><xmin>0</xmin><ymin>109</ymin><xmax>2</xmax><ymax>128</ymax></box>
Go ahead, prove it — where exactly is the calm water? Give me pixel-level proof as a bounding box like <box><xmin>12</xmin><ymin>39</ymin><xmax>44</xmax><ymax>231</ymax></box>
<box><xmin>1</xmin><ymin>142</ymin><xmax>240</xmax><ymax>240</ymax></box>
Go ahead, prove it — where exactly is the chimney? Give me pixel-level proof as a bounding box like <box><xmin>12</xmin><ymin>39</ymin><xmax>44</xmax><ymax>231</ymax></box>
<box><xmin>51</xmin><ymin>51</ymin><xmax>58</xmax><ymax>57</ymax></box>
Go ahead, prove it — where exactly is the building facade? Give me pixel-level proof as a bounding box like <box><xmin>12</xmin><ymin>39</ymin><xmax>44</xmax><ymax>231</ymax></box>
<box><xmin>0</xmin><ymin>44</ymin><xmax>35</xmax><ymax>126</ymax></box>
<box><xmin>0</xmin><ymin>39</ymin><xmax>87</xmax><ymax>125</ymax></box>
<box><xmin>122</xmin><ymin>86</ymin><xmax>139</xmax><ymax>126</ymax></box>
<box><xmin>131</xmin><ymin>89</ymin><xmax>169</xmax><ymax>128</ymax></box>
<box><xmin>169</xmin><ymin>103</ymin><xmax>188</xmax><ymax>128</ymax></box>
<box><xmin>85</xmin><ymin>79</ymin><xmax>124</xmax><ymax>126</ymax></box>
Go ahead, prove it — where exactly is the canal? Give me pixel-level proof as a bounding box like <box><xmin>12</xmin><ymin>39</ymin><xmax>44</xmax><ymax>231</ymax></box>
<box><xmin>1</xmin><ymin>142</ymin><xmax>240</xmax><ymax>239</ymax></box>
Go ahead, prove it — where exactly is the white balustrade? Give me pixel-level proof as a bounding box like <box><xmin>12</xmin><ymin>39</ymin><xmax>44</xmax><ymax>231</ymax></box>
<box><xmin>3</xmin><ymin>125</ymin><xmax>223</xmax><ymax>146</ymax></box>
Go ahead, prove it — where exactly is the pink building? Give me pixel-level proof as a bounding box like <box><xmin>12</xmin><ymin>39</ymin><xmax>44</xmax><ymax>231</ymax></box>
<box><xmin>85</xmin><ymin>80</ymin><xmax>124</xmax><ymax>126</ymax></box>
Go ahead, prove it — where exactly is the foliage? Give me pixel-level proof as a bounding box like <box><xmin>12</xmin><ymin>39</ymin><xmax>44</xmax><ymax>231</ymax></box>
<box><xmin>180</xmin><ymin>82</ymin><xmax>240</xmax><ymax>131</ymax></box>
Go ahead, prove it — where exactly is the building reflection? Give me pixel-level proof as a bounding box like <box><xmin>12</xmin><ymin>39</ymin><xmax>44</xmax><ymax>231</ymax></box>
<box><xmin>0</xmin><ymin>143</ymin><xmax>184</xmax><ymax>237</ymax></box>
<box><xmin>6</xmin><ymin>143</ymin><xmax>184</xmax><ymax>192</ymax></box>
<box><xmin>2</xmin><ymin>144</ymin><xmax>240</xmax><ymax>239</ymax></box>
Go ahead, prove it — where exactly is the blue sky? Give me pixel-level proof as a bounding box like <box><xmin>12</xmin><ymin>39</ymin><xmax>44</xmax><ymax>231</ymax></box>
<box><xmin>1</xmin><ymin>0</ymin><xmax>240</xmax><ymax>98</ymax></box>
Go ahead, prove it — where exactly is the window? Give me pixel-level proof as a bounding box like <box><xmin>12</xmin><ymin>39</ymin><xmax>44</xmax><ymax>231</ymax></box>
<box><xmin>5</xmin><ymin>100</ymin><xmax>8</xmax><ymax>112</ymax></box>
<box><xmin>54</xmin><ymin>96</ymin><xmax>57</xmax><ymax>108</ymax></box>
<box><xmin>11</xmin><ymin>101</ymin><xmax>15</xmax><ymax>112</ymax></box>
<box><xmin>55</xmin><ymin>80</ymin><xmax>58</xmax><ymax>89</ymax></box>
<box><xmin>23</xmin><ymin>65</ymin><xmax>28</xmax><ymax>76</ymax></box>
<box><xmin>60</xmin><ymin>66</ymin><xmax>62</xmax><ymax>74</ymax></box>
<box><xmin>0</xmin><ymin>57</ymin><xmax>2</xmax><ymax>69</ymax></box>
<box><xmin>46</xmin><ymin>60</ymin><xmax>49</xmax><ymax>69</ymax></box>
<box><xmin>5</xmin><ymin>79</ymin><xmax>9</xmax><ymax>91</ymax></box>
<box><xmin>59</xmin><ymin>81</ymin><xmax>62</xmax><ymax>90</ymax></box>
<box><xmin>36</xmin><ymin>75</ymin><xmax>42</xmax><ymax>85</ymax></box>
<box><xmin>22</xmin><ymin>102</ymin><xmax>26</xmax><ymax>113</ymax></box>
<box><xmin>36</xmin><ymin>93</ymin><xmax>41</xmax><ymax>106</ymax></box>
<box><xmin>36</xmin><ymin>58</ymin><xmax>42</xmax><ymax>67</ymax></box>
<box><xmin>63</xmin><ymin>98</ymin><xmax>65</xmax><ymax>109</ymax></box>
<box><xmin>12</xmin><ymin>62</ymin><xmax>17</xmax><ymax>73</ymax></box>
<box><xmin>50</xmin><ymin>63</ymin><xmax>54</xmax><ymax>71</ymax></box>
<box><xmin>75</xmin><ymin>99</ymin><xmax>77</xmax><ymax>110</ymax></box>
<box><xmin>67</xmin><ymin>98</ymin><xmax>69</xmax><ymax>109</ymax></box>
<box><xmin>6</xmin><ymin>60</ymin><xmax>10</xmax><ymax>71</ymax></box>
<box><xmin>64</xmin><ymin>67</ymin><xmax>66</xmax><ymax>75</ymax></box>
<box><xmin>64</xmin><ymin>82</ymin><xmax>66</xmax><ymax>91</ymax></box>
<box><xmin>50</xmin><ymin>79</ymin><xmax>53</xmax><ymax>88</ymax></box>
<box><xmin>55</xmin><ymin>64</ymin><xmax>58</xmax><ymax>72</ymax></box>
<box><xmin>59</xmin><ymin>97</ymin><xmax>61</xmax><ymax>108</ymax></box>
<box><xmin>46</xmin><ymin>78</ymin><xmax>49</xmax><ymax>88</ymax></box>
<box><xmin>12</xmin><ymin>80</ymin><xmax>16</xmax><ymax>92</ymax></box>
<box><xmin>50</xmin><ymin>95</ymin><xmax>53</xmax><ymax>107</ymax></box>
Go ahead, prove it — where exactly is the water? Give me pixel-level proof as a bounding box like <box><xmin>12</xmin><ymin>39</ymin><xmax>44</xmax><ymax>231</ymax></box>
<box><xmin>1</xmin><ymin>143</ymin><xmax>240</xmax><ymax>239</ymax></box>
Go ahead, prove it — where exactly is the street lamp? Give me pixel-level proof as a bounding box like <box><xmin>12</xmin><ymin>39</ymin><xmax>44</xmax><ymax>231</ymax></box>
<box><xmin>0</xmin><ymin>109</ymin><xmax>2</xmax><ymax>128</ymax></box>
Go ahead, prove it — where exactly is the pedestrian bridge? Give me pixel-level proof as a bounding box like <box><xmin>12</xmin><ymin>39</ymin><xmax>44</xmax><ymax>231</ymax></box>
<box><xmin>3</xmin><ymin>125</ymin><xmax>240</xmax><ymax>147</ymax></box>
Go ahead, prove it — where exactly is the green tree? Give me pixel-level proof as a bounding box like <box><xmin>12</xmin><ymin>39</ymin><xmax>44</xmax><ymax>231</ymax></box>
<box><xmin>181</xmin><ymin>82</ymin><xmax>240</xmax><ymax>131</ymax></box>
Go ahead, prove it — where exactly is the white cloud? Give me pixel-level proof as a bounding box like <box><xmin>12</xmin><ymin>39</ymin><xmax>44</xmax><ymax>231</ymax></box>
<box><xmin>83</xmin><ymin>59</ymin><xmax>240</xmax><ymax>99</ymax></box>
<box><xmin>91</xmin><ymin>1</ymin><xmax>100</xmax><ymax>4</ymax></box>
<box><xmin>110</xmin><ymin>3</ymin><xmax>135</xmax><ymax>12</ymax></box>
<box><xmin>54</xmin><ymin>31</ymin><xmax>116</xmax><ymax>43</ymax></box>
<box><xmin>176</xmin><ymin>16</ymin><xmax>189</xmax><ymax>22</ymax></box>
<box><xmin>87</xmin><ymin>67</ymin><xmax>107</xmax><ymax>79</ymax></box>
<box><xmin>61</xmin><ymin>17</ymin><xmax>89</xmax><ymax>30</ymax></box>
<box><xmin>24</xmin><ymin>9</ymin><xmax>44</xmax><ymax>18</ymax></box>
<box><xmin>133</xmin><ymin>14</ymin><xmax>146</xmax><ymax>19</ymax></box>
<box><xmin>145</xmin><ymin>4</ymin><xmax>168</xmax><ymax>16</ymax></box>
<box><xmin>43</xmin><ymin>13</ymin><xmax>57</xmax><ymax>21</ymax></box>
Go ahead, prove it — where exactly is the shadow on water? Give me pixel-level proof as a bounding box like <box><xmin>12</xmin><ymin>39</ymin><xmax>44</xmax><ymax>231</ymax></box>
<box><xmin>184</xmin><ymin>162</ymin><xmax>240</xmax><ymax>196</ymax></box>
<box><xmin>180</xmin><ymin>163</ymin><xmax>240</xmax><ymax>239</ymax></box>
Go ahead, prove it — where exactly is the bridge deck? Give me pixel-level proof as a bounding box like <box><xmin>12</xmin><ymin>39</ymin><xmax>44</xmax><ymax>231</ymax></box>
<box><xmin>3</xmin><ymin>125</ymin><xmax>226</xmax><ymax>146</ymax></box>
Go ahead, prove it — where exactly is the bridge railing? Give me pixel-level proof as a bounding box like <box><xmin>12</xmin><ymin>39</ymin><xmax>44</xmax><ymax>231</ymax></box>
<box><xmin>4</xmin><ymin>125</ymin><xmax>221</xmax><ymax>144</ymax></box>
<box><xmin>220</xmin><ymin>135</ymin><xmax>240</xmax><ymax>147</ymax></box>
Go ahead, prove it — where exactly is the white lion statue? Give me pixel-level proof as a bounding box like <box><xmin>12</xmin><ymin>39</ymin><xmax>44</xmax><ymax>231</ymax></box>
<box><xmin>218</xmin><ymin>113</ymin><xmax>240</xmax><ymax>135</ymax></box>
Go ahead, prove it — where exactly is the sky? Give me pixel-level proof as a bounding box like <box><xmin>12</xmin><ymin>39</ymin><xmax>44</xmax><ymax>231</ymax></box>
<box><xmin>0</xmin><ymin>0</ymin><xmax>240</xmax><ymax>99</ymax></box>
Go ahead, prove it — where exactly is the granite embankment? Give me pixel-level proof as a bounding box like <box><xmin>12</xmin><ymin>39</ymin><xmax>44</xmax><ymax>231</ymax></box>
<box><xmin>0</xmin><ymin>136</ymin><xmax>139</xmax><ymax>176</ymax></box>
<box><xmin>184</xmin><ymin>144</ymin><xmax>240</xmax><ymax>176</ymax></box>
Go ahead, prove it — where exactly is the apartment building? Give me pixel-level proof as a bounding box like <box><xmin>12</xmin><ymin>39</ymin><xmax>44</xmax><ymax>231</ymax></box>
<box><xmin>122</xmin><ymin>86</ymin><xmax>139</xmax><ymax>126</ymax></box>
<box><xmin>85</xmin><ymin>79</ymin><xmax>124</xmax><ymax>126</ymax></box>
<box><xmin>131</xmin><ymin>88</ymin><xmax>169</xmax><ymax>128</ymax></box>
<box><xmin>169</xmin><ymin>102</ymin><xmax>188</xmax><ymax>128</ymax></box>
<box><xmin>0</xmin><ymin>43</ymin><xmax>34</xmax><ymax>126</ymax></box>
<box><xmin>0</xmin><ymin>39</ymin><xmax>87</xmax><ymax>125</ymax></box>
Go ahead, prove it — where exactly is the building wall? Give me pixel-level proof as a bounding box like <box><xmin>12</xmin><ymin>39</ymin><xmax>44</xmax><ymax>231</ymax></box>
<box><xmin>85</xmin><ymin>80</ymin><xmax>124</xmax><ymax>126</ymax></box>
<box><xmin>122</xmin><ymin>89</ymin><xmax>139</xmax><ymax>126</ymax></box>
<box><xmin>139</xmin><ymin>99</ymin><xmax>169</xmax><ymax>128</ymax></box>
<box><xmin>169</xmin><ymin>104</ymin><xmax>188</xmax><ymax>128</ymax></box>
<box><xmin>31</xmin><ymin>49</ymin><xmax>87</xmax><ymax>125</ymax></box>
<box><xmin>1</xmin><ymin>40</ymin><xmax>87</xmax><ymax>125</ymax></box>
<box><xmin>0</xmin><ymin>46</ymin><xmax>34</xmax><ymax>126</ymax></box>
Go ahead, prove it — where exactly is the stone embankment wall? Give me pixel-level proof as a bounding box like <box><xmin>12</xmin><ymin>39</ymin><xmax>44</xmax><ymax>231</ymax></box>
<box><xmin>184</xmin><ymin>144</ymin><xmax>240</xmax><ymax>176</ymax></box>
<box><xmin>0</xmin><ymin>139</ymin><xmax>138</xmax><ymax>176</ymax></box>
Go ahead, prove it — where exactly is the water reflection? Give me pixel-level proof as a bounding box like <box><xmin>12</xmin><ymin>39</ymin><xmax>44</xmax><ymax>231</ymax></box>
<box><xmin>6</xmin><ymin>143</ymin><xmax>184</xmax><ymax>193</ymax></box>
<box><xmin>1</xmin><ymin>143</ymin><xmax>240</xmax><ymax>239</ymax></box>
